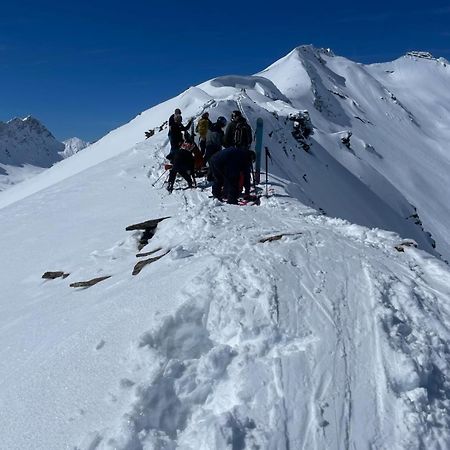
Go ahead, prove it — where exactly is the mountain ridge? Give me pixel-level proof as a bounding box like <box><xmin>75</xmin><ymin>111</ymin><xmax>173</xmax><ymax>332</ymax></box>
<box><xmin>0</xmin><ymin>115</ymin><xmax>91</xmax><ymax>191</ymax></box>
<box><xmin>0</xmin><ymin>45</ymin><xmax>450</xmax><ymax>449</ymax></box>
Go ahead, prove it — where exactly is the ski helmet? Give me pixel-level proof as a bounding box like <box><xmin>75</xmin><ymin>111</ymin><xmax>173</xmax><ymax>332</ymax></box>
<box><xmin>217</xmin><ymin>116</ymin><xmax>227</xmax><ymax>127</ymax></box>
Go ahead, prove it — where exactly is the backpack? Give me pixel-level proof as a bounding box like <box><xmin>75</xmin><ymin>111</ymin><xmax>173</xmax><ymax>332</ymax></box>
<box><xmin>196</xmin><ymin>118</ymin><xmax>210</xmax><ymax>139</ymax></box>
<box><xmin>234</xmin><ymin>121</ymin><xmax>252</xmax><ymax>148</ymax></box>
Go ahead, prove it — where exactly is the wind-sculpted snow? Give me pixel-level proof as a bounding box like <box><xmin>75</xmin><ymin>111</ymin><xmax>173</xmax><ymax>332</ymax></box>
<box><xmin>1</xmin><ymin>45</ymin><xmax>450</xmax><ymax>449</ymax></box>
<box><xmin>75</xmin><ymin>190</ymin><xmax>450</xmax><ymax>450</ymax></box>
<box><xmin>206</xmin><ymin>75</ymin><xmax>290</xmax><ymax>103</ymax></box>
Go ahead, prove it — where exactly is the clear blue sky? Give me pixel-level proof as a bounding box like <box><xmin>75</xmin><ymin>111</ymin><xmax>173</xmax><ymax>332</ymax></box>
<box><xmin>1</xmin><ymin>0</ymin><xmax>449</xmax><ymax>141</ymax></box>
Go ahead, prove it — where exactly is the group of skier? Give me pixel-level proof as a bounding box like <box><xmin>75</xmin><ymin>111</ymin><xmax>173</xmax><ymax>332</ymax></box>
<box><xmin>166</xmin><ymin>108</ymin><xmax>255</xmax><ymax>204</ymax></box>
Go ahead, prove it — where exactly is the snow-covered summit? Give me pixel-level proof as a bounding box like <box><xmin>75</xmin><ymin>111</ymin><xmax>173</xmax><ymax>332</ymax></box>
<box><xmin>0</xmin><ymin>115</ymin><xmax>64</xmax><ymax>167</ymax></box>
<box><xmin>0</xmin><ymin>115</ymin><xmax>65</xmax><ymax>191</ymax></box>
<box><xmin>257</xmin><ymin>45</ymin><xmax>450</xmax><ymax>260</ymax></box>
<box><xmin>61</xmin><ymin>137</ymin><xmax>91</xmax><ymax>158</ymax></box>
<box><xmin>0</xmin><ymin>45</ymin><xmax>450</xmax><ymax>449</ymax></box>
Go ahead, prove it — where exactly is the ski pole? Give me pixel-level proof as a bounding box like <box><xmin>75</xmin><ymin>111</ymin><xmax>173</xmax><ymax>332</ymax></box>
<box><xmin>152</xmin><ymin>169</ymin><xmax>169</xmax><ymax>187</ymax></box>
<box><xmin>265</xmin><ymin>147</ymin><xmax>270</xmax><ymax>198</ymax></box>
<box><xmin>250</xmin><ymin>163</ymin><xmax>257</xmax><ymax>193</ymax></box>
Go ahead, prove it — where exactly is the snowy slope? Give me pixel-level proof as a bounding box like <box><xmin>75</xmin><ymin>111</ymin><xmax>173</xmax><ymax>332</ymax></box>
<box><xmin>61</xmin><ymin>137</ymin><xmax>91</xmax><ymax>158</ymax></box>
<box><xmin>0</xmin><ymin>46</ymin><xmax>450</xmax><ymax>450</ymax></box>
<box><xmin>0</xmin><ymin>116</ymin><xmax>64</xmax><ymax>190</ymax></box>
<box><xmin>0</xmin><ymin>132</ymin><xmax>449</xmax><ymax>450</ymax></box>
<box><xmin>258</xmin><ymin>46</ymin><xmax>450</xmax><ymax>260</ymax></box>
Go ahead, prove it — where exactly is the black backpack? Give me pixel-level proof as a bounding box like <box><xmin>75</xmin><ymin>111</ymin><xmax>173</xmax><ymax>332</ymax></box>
<box><xmin>234</xmin><ymin>121</ymin><xmax>252</xmax><ymax>148</ymax></box>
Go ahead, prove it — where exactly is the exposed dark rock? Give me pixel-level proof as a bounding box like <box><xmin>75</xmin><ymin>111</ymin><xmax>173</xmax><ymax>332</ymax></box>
<box><xmin>69</xmin><ymin>276</ymin><xmax>111</xmax><ymax>288</ymax></box>
<box><xmin>289</xmin><ymin>111</ymin><xmax>313</xmax><ymax>152</ymax></box>
<box><xmin>259</xmin><ymin>232</ymin><xmax>302</xmax><ymax>243</ymax></box>
<box><xmin>136</xmin><ymin>247</ymin><xmax>163</xmax><ymax>258</ymax></box>
<box><xmin>329</xmin><ymin>90</ymin><xmax>347</xmax><ymax>99</ymax></box>
<box><xmin>126</xmin><ymin>217</ymin><xmax>170</xmax><ymax>231</ymax></box>
<box><xmin>42</xmin><ymin>271</ymin><xmax>70</xmax><ymax>280</ymax></box>
<box><xmin>395</xmin><ymin>240</ymin><xmax>418</xmax><ymax>252</ymax></box>
<box><xmin>126</xmin><ymin>217</ymin><xmax>170</xmax><ymax>250</ymax></box>
<box><xmin>340</xmin><ymin>131</ymin><xmax>352</xmax><ymax>149</ymax></box>
<box><xmin>132</xmin><ymin>251</ymin><xmax>170</xmax><ymax>276</ymax></box>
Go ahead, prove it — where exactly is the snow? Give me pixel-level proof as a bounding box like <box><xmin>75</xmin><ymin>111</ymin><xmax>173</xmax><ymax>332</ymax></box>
<box><xmin>0</xmin><ymin>116</ymin><xmax>64</xmax><ymax>191</ymax></box>
<box><xmin>0</xmin><ymin>45</ymin><xmax>450</xmax><ymax>449</ymax></box>
<box><xmin>258</xmin><ymin>46</ymin><xmax>450</xmax><ymax>259</ymax></box>
<box><xmin>61</xmin><ymin>137</ymin><xmax>91</xmax><ymax>158</ymax></box>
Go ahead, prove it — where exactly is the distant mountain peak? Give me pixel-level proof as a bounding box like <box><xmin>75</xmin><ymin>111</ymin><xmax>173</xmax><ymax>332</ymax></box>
<box><xmin>61</xmin><ymin>137</ymin><xmax>91</xmax><ymax>158</ymax></box>
<box><xmin>0</xmin><ymin>116</ymin><xmax>64</xmax><ymax>190</ymax></box>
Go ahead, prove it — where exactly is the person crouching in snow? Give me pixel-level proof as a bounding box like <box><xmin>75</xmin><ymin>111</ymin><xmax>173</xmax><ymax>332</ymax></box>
<box><xmin>209</xmin><ymin>146</ymin><xmax>253</xmax><ymax>204</ymax></box>
<box><xmin>181</xmin><ymin>132</ymin><xmax>204</xmax><ymax>178</ymax></box>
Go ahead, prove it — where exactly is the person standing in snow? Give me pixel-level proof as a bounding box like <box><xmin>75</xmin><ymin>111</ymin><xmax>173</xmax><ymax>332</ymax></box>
<box><xmin>209</xmin><ymin>146</ymin><xmax>253</xmax><ymax>204</ymax></box>
<box><xmin>168</xmin><ymin>108</ymin><xmax>182</xmax><ymax>127</ymax></box>
<box><xmin>168</xmin><ymin>114</ymin><xmax>193</xmax><ymax>160</ymax></box>
<box><xmin>195</xmin><ymin>112</ymin><xmax>212</xmax><ymax>156</ymax></box>
<box><xmin>223</xmin><ymin>110</ymin><xmax>253</xmax><ymax>150</ymax></box>
<box><xmin>204</xmin><ymin>116</ymin><xmax>227</xmax><ymax>164</ymax></box>
<box><xmin>167</xmin><ymin>131</ymin><xmax>195</xmax><ymax>193</ymax></box>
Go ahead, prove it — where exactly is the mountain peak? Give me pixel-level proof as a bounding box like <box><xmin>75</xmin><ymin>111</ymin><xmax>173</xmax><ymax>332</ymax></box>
<box><xmin>0</xmin><ymin>115</ymin><xmax>64</xmax><ymax>170</ymax></box>
<box><xmin>61</xmin><ymin>137</ymin><xmax>91</xmax><ymax>158</ymax></box>
<box><xmin>403</xmin><ymin>50</ymin><xmax>449</xmax><ymax>66</ymax></box>
<box><xmin>293</xmin><ymin>44</ymin><xmax>335</xmax><ymax>57</ymax></box>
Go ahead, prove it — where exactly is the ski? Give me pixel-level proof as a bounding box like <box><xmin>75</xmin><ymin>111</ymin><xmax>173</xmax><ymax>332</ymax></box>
<box><xmin>254</xmin><ymin>118</ymin><xmax>264</xmax><ymax>184</ymax></box>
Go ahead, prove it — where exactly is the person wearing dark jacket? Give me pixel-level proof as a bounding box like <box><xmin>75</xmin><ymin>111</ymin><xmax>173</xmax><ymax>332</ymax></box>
<box><xmin>224</xmin><ymin>110</ymin><xmax>253</xmax><ymax>150</ymax></box>
<box><xmin>223</xmin><ymin>110</ymin><xmax>252</xmax><ymax>150</ymax></box>
<box><xmin>168</xmin><ymin>108</ymin><xmax>182</xmax><ymax>127</ymax></box>
<box><xmin>167</xmin><ymin>132</ymin><xmax>195</xmax><ymax>193</ymax></box>
<box><xmin>209</xmin><ymin>146</ymin><xmax>253</xmax><ymax>204</ymax></box>
<box><xmin>168</xmin><ymin>114</ymin><xmax>193</xmax><ymax>159</ymax></box>
<box><xmin>204</xmin><ymin>116</ymin><xmax>227</xmax><ymax>163</ymax></box>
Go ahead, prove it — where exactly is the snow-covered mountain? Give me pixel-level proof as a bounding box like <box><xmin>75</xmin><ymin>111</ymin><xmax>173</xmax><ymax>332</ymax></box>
<box><xmin>61</xmin><ymin>137</ymin><xmax>91</xmax><ymax>158</ymax></box>
<box><xmin>0</xmin><ymin>46</ymin><xmax>449</xmax><ymax>450</ymax></box>
<box><xmin>0</xmin><ymin>116</ymin><xmax>64</xmax><ymax>190</ymax></box>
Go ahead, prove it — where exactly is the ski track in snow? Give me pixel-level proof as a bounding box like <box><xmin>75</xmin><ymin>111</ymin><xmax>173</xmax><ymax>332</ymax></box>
<box><xmin>75</xmin><ymin>186</ymin><xmax>450</xmax><ymax>450</ymax></box>
<box><xmin>1</xmin><ymin>47</ymin><xmax>450</xmax><ymax>450</ymax></box>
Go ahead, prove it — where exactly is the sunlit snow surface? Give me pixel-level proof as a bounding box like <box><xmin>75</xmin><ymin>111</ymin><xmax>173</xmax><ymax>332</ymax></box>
<box><xmin>0</xmin><ymin>46</ymin><xmax>450</xmax><ymax>449</ymax></box>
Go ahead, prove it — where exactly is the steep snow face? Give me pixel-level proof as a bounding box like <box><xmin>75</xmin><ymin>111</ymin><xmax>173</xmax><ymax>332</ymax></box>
<box><xmin>0</xmin><ymin>116</ymin><xmax>64</xmax><ymax>190</ymax></box>
<box><xmin>258</xmin><ymin>45</ymin><xmax>450</xmax><ymax>259</ymax></box>
<box><xmin>61</xmin><ymin>137</ymin><xmax>91</xmax><ymax>158</ymax></box>
<box><xmin>0</xmin><ymin>126</ymin><xmax>449</xmax><ymax>449</ymax></box>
